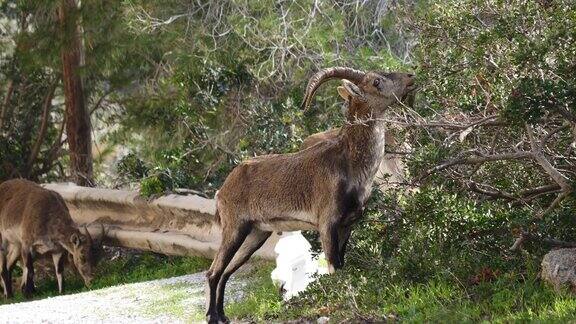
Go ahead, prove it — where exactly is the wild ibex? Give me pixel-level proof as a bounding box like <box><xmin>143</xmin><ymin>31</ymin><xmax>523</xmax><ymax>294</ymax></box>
<box><xmin>205</xmin><ymin>67</ymin><xmax>415</xmax><ymax>323</ymax></box>
<box><xmin>0</xmin><ymin>179</ymin><xmax>100</xmax><ymax>298</ymax></box>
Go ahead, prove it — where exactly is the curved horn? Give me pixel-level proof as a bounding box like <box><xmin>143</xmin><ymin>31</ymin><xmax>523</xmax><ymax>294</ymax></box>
<box><xmin>301</xmin><ymin>67</ymin><xmax>365</xmax><ymax>110</ymax></box>
<box><xmin>83</xmin><ymin>225</ymin><xmax>93</xmax><ymax>245</ymax></box>
<box><xmin>97</xmin><ymin>223</ymin><xmax>105</xmax><ymax>244</ymax></box>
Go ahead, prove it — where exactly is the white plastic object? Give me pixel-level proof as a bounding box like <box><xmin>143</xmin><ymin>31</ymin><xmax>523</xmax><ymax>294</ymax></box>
<box><xmin>271</xmin><ymin>231</ymin><xmax>328</xmax><ymax>300</ymax></box>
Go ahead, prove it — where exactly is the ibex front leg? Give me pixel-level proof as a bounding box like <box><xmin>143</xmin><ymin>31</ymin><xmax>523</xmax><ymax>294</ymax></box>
<box><xmin>337</xmin><ymin>208</ymin><xmax>363</xmax><ymax>267</ymax></box>
<box><xmin>20</xmin><ymin>248</ymin><xmax>35</xmax><ymax>298</ymax></box>
<box><xmin>319</xmin><ymin>219</ymin><xmax>342</xmax><ymax>274</ymax></box>
<box><xmin>52</xmin><ymin>252</ymin><xmax>66</xmax><ymax>294</ymax></box>
<box><xmin>337</xmin><ymin>225</ymin><xmax>352</xmax><ymax>267</ymax></box>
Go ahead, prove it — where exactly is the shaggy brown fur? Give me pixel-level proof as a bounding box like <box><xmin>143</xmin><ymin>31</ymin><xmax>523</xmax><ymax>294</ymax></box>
<box><xmin>0</xmin><ymin>179</ymin><xmax>96</xmax><ymax>298</ymax></box>
<box><xmin>301</xmin><ymin>128</ymin><xmax>341</xmax><ymax>150</ymax></box>
<box><xmin>205</xmin><ymin>68</ymin><xmax>415</xmax><ymax>323</ymax></box>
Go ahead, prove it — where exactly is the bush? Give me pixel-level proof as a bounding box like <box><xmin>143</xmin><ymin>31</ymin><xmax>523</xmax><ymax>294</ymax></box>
<box><xmin>254</xmin><ymin>186</ymin><xmax>576</xmax><ymax>321</ymax></box>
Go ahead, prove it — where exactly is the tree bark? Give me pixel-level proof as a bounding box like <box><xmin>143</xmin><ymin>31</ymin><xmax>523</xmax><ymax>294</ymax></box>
<box><xmin>0</xmin><ymin>80</ymin><xmax>14</xmax><ymax>132</ymax></box>
<box><xmin>58</xmin><ymin>0</ymin><xmax>93</xmax><ymax>186</ymax></box>
<box><xmin>24</xmin><ymin>81</ymin><xmax>57</xmax><ymax>178</ymax></box>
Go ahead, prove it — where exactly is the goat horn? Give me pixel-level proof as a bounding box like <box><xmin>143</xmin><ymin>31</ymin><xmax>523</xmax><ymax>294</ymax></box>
<box><xmin>301</xmin><ymin>67</ymin><xmax>365</xmax><ymax>110</ymax></box>
<box><xmin>84</xmin><ymin>225</ymin><xmax>93</xmax><ymax>244</ymax></box>
<box><xmin>98</xmin><ymin>223</ymin><xmax>105</xmax><ymax>243</ymax></box>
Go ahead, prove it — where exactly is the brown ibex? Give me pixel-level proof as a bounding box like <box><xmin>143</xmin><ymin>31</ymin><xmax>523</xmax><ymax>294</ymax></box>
<box><xmin>0</xmin><ymin>179</ymin><xmax>99</xmax><ymax>298</ymax></box>
<box><xmin>205</xmin><ymin>67</ymin><xmax>415</xmax><ymax>323</ymax></box>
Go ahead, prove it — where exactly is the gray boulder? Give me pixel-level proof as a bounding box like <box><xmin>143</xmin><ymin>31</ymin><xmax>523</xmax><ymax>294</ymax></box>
<box><xmin>541</xmin><ymin>248</ymin><xmax>576</xmax><ymax>292</ymax></box>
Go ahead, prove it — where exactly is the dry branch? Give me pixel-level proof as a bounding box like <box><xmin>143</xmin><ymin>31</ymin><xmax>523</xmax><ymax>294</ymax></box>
<box><xmin>510</xmin><ymin>231</ymin><xmax>576</xmax><ymax>251</ymax></box>
<box><xmin>25</xmin><ymin>81</ymin><xmax>58</xmax><ymax>177</ymax></box>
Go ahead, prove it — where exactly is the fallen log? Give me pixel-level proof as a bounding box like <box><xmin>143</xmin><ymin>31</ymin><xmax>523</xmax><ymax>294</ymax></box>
<box><xmin>42</xmin><ymin>183</ymin><xmax>280</xmax><ymax>260</ymax></box>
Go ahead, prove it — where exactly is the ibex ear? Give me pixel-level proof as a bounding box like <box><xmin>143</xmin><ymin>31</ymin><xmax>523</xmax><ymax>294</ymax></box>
<box><xmin>341</xmin><ymin>79</ymin><xmax>364</xmax><ymax>100</ymax></box>
<box><xmin>70</xmin><ymin>233</ymin><xmax>81</xmax><ymax>247</ymax></box>
<box><xmin>337</xmin><ymin>86</ymin><xmax>349</xmax><ymax>101</ymax></box>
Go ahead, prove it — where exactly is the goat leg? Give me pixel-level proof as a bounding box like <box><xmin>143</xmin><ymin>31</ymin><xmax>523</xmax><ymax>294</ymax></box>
<box><xmin>337</xmin><ymin>225</ymin><xmax>352</xmax><ymax>267</ymax></box>
<box><xmin>206</xmin><ymin>221</ymin><xmax>251</xmax><ymax>324</ymax></box>
<box><xmin>216</xmin><ymin>228</ymin><xmax>271</xmax><ymax>320</ymax></box>
<box><xmin>52</xmin><ymin>252</ymin><xmax>66</xmax><ymax>294</ymax></box>
<box><xmin>20</xmin><ymin>248</ymin><xmax>35</xmax><ymax>298</ymax></box>
<box><xmin>337</xmin><ymin>208</ymin><xmax>363</xmax><ymax>266</ymax></box>
<box><xmin>0</xmin><ymin>249</ymin><xmax>11</xmax><ymax>298</ymax></box>
<box><xmin>320</xmin><ymin>220</ymin><xmax>342</xmax><ymax>273</ymax></box>
<box><xmin>2</xmin><ymin>244</ymin><xmax>20</xmax><ymax>298</ymax></box>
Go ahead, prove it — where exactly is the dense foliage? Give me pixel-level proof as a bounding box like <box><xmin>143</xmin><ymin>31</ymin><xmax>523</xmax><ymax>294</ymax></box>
<box><xmin>225</xmin><ymin>0</ymin><xmax>576</xmax><ymax>321</ymax></box>
<box><xmin>1</xmin><ymin>0</ymin><xmax>575</xmax><ymax>321</ymax></box>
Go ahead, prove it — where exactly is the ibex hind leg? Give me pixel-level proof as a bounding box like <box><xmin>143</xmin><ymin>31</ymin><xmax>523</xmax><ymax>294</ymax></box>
<box><xmin>1</xmin><ymin>244</ymin><xmax>19</xmax><ymax>298</ymax></box>
<box><xmin>216</xmin><ymin>228</ymin><xmax>272</xmax><ymax>321</ymax></box>
<box><xmin>206</xmin><ymin>220</ymin><xmax>252</xmax><ymax>324</ymax></box>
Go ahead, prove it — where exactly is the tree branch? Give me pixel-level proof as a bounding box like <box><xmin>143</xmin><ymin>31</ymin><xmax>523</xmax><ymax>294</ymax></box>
<box><xmin>467</xmin><ymin>181</ymin><xmax>516</xmax><ymax>200</ymax></box>
<box><xmin>25</xmin><ymin>81</ymin><xmax>58</xmax><ymax>178</ymax></box>
<box><xmin>510</xmin><ymin>230</ymin><xmax>576</xmax><ymax>251</ymax></box>
<box><xmin>525</xmin><ymin>124</ymin><xmax>573</xmax><ymax>217</ymax></box>
<box><xmin>90</xmin><ymin>89</ymin><xmax>112</xmax><ymax>115</ymax></box>
<box><xmin>555</xmin><ymin>106</ymin><xmax>576</xmax><ymax>124</ymax></box>
<box><xmin>418</xmin><ymin>151</ymin><xmax>532</xmax><ymax>181</ymax></box>
<box><xmin>526</xmin><ymin>124</ymin><xmax>571</xmax><ymax>191</ymax></box>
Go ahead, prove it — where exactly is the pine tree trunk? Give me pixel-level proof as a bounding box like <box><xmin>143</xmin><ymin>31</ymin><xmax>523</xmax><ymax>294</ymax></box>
<box><xmin>58</xmin><ymin>0</ymin><xmax>93</xmax><ymax>186</ymax></box>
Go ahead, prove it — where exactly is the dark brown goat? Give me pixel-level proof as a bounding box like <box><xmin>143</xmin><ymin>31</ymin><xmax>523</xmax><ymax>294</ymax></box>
<box><xmin>0</xmin><ymin>179</ymin><xmax>97</xmax><ymax>298</ymax></box>
<box><xmin>205</xmin><ymin>67</ymin><xmax>415</xmax><ymax>323</ymax></box>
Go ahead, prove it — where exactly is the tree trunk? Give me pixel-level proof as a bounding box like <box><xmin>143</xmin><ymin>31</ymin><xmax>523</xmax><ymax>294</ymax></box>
<box><xmin>0</xmin><ymin>80</ymin><xmax>14</xmax><ymax>132</ymax></box>
<box><xmin>58</xmin><ymin>0</ymin><xmax>93</xmax><ymax>186</ymax></box>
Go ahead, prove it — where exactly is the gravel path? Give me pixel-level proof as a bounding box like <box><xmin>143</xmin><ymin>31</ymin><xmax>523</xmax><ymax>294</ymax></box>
<box><xmin>0</xmin><ymin>271</ymin><xmax>248</xmax><ymax>324</ymax></box>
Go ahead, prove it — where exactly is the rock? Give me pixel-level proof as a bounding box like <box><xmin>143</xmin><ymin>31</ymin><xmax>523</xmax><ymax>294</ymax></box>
<box><xmin>541</xmin><ymin>248</ymin><xmax>576</xmax><ymax>292</ymax></box>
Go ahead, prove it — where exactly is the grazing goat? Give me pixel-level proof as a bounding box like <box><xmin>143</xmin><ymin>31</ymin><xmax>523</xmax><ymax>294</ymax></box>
<box><xmin>0</xmin><ymin>179</ymin><xmax>98</xmax><ymax>298</ymax></box>
<box><xmin>205</xmin><ymin>67</ymin><xmax>415</xmax><ymax>323</ymax></box>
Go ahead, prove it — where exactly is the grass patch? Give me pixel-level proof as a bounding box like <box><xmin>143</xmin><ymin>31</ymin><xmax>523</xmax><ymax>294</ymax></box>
<box><xmin>226</xmin><ymin>266</ymin><xmax>576</xmax><ymax>323</ymax></box>
<box><xmin>225</xmin><ymin>260</ymin><xmax>283</xmax><ymax>322</ymax></box>
<box><xmin>0</xmin><ymin>251</ymin><xmax>211</xmax><ymax>305</ymax></box>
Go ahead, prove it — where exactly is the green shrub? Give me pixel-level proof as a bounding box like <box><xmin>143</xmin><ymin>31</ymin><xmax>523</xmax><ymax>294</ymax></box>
<box><xmin>139</xmin><ymin>176</ymin><xmax>167</xmax><ymax>197</ymax></box>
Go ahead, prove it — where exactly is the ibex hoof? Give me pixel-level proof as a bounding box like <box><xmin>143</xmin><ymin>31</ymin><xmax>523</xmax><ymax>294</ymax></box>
<box><xmin>206</xmin><ymin>314</ymin><xmax>230</xmax><ymax>324</ymax></box>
